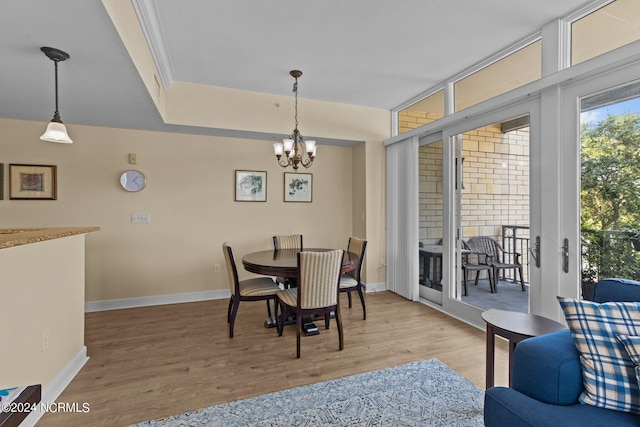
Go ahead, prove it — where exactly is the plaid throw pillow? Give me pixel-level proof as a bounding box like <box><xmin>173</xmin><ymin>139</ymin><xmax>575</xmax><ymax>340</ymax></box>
<box><xmin>558</xmin><ymin>297</ymin><xmax>640</xmax><ymax>414</ymax></box>
<box><xmin>617</xmin><ymin>335</ymin><xmax>640</xmax><ymax>388</ymax></box>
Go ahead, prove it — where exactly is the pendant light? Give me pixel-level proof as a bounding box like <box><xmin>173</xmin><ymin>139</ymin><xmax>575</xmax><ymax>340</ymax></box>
<box><xmin>40</xmin><ymin>47</ymin><xmax>73</xmax><ymax>144</ymax></box>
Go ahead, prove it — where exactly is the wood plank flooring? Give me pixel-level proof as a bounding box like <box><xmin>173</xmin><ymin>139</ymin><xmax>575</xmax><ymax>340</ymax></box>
<box><xmin>37</xmin><ymin>291</ymin><xmax>509</xmax><ymax>426</ymax></box>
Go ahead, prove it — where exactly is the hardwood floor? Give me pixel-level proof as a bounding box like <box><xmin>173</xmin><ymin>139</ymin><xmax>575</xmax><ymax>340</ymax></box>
<box><xmin>38</xmin><ymin>291</ymin><xmax>509</xmax><ymax>426</ymax></box>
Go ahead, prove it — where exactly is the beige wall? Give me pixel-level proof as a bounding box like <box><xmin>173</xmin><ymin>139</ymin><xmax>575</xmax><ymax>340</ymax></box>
<box><xmin>0</xmin><ymin>235</ymin><xmax>86</xmax><ymax>389</ymax></box>
<box><xmin>100</xmin><ymin>0</ymin><xmax>390</xmax><ymax>288</ymax></box>
<box><xmin>1</xmin><ymin>118</ymin><xmax>383</xmax><ymax>303</ymax></box>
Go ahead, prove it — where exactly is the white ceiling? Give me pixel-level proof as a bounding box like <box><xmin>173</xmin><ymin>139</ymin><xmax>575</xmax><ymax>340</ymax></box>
<box><xmin>0</xmin><ymin>0</ymin><xmax>594</xmax><ymax>141</ymax></box>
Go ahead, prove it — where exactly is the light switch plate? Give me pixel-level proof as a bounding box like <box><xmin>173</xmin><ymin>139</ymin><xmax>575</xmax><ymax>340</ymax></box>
<box><xmin>131</xmin><ymin>213</ymin><xmax>150</xmax><ymax>223</ymax></box>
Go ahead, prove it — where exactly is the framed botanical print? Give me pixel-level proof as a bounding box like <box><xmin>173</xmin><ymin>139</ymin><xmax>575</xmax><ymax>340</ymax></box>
<box><xmin>235</xmin><ymin>170</ymin><xmax>267</xmax><ymax>202</ymax></box>
<box><xmin>9</xmin><ymin>164</ymin><xmax>57</xmax><ymax>200</ymax></box>
<box><xmin>284</xmin><ymin>172</ymin><xmax>312</xmax><ymax>202</ymax></box>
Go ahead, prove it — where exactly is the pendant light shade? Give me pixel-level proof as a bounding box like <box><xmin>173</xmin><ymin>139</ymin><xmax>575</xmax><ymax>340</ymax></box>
<box><xmin>39</xmin><ymin>47</ymin><xmax>73</xmax><ymax>144</ymax></box>
<box><xmin>41</xmin><ymin>121</ymin><xmax>73</xmax><ymax>144</ymax></box>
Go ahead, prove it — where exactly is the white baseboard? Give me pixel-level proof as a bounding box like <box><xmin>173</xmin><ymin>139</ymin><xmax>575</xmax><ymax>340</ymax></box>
<box><xmin>364</xmin><ymin>282</ymin><xmax>386</xmax><ymax>293</ymax></box>
<box><xmin>85</xmin><ymin>283</ymin><xmax>386</xmax><ymax>313</ymax></box>
<box><xmin>85</xmin><ymin>289</ymin><xmax>230</xmax><ymax>312</ymax></box>
<box><xmin>21</xmin><ymin>347</ymin><xmax>89</xmax><ymax>427</ymax></box>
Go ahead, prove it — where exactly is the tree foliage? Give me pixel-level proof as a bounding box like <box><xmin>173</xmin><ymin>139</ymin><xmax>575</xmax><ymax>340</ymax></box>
<box><xmin>581</xmin><ymin>113</ymin><xmax>640</xmax><ymax>230</ymax></box>
<box><xmin>581</xmin><ymin>112</ymin><xmax>640</xmax><ymax>284</ymax></box>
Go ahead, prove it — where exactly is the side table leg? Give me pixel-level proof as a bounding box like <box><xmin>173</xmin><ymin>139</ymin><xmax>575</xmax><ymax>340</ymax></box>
<box><xmin>508</xmin><ymin>340</ymin><xmax>517</xmax><ymax>387</ymax></box>
<box><xmin>486</xmin><ymin>324</ymin><xmax>495</xmax><ymax>389</ymax></box>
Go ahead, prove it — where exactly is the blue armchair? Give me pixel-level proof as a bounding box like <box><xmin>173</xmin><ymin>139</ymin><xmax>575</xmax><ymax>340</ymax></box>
<box><xmin>484</xmin><ymin>278</ymin><xmax>640</xmax><ymax>427</ymax></box>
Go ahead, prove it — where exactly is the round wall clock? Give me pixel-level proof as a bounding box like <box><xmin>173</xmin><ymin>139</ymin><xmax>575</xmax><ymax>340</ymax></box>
<box><xmin>120</xmin><ymin>170</ymin><xmax>147</xmax><ymax>192</ymax></box>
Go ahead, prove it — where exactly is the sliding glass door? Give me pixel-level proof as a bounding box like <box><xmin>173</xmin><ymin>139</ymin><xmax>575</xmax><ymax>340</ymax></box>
<box><xmin>434</xmin><ymin>100</ymin><xmax>538</xmax><ymax>325</ymax></box>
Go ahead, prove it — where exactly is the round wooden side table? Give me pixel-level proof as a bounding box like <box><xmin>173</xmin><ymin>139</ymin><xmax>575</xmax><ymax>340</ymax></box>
<box><xmin>482</xmin><ymin>309</ymin><xmax>567</xmax><ymax>389</ymax></box>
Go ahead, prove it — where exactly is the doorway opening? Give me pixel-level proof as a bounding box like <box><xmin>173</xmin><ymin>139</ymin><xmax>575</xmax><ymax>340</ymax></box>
<box><xmin>455</xmin><ymin>116</ymin><xmax>531</xmax><ymax>313</ymax></box>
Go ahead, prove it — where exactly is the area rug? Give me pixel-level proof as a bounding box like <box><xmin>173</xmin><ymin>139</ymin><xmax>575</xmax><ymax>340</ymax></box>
<box><xmin>132</xmin><ymin>358</ymin><xmax>484</xmax><ymax>427</ymax></box>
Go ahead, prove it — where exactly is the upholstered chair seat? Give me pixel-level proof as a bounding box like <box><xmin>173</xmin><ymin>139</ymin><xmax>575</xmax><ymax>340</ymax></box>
<box><xmin>238</xmin><ymin>278</ymin><xmax>284</xmax><ymax>297</ymax></box>
<box><xmin>339</xmin><ymin>276</ymin><xmax>358</xmax><ymax>288</ymax></box>
<box><xmin>275</xmin><ymin>288</ymin><xmax>297</xmax><ymax>306</ymax></box>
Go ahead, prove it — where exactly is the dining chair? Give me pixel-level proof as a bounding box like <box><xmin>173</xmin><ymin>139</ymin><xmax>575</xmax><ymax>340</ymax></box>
<box><xmin>275</xmin><ymin>249</ymin><xmax>344</xmax><ymax>358</ymax></box>
<box><xmin>223</xmin><ymin>242</ymin><xmax>281</xmax><ymax>338</ymax></box>
<box><xmin>273</xmin><ymin>234</ymin><xmax>303</xmax><ymax>288</ymax></box>
<box><xmin>339</xmin><ymin>237</ymin><xmax>367</xmax><ymax>319</ymax></box>
<box><xmin>467</xmin><ymin>236</ymin><xmax>525</xmax><ymax>293</ymax></box>
<box><xmin>461</xmin><ymin>240</ymin><xmax>494</xmax><ymax>294</ymax></box>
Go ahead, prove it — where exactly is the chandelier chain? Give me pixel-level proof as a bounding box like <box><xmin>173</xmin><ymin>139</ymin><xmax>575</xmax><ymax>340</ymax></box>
<box><xmin>293</xmin><ymin>79</ymin><xmax>299</xmax><ymax>133</ymax></box>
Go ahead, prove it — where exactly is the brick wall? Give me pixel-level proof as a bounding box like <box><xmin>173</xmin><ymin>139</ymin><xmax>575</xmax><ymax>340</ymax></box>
<box><xmin>419</xmin><ymin>124</ymin><xmax>530</xmax><ymax>245</ymax></box>
<box><xmin>399</xmin><ymin>111</ymin><xmax>444</xmax><ymax>134</ymax></box>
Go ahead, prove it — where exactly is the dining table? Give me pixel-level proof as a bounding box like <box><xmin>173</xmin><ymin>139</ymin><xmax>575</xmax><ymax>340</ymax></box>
<box><xmin>242</xmin><ymin>248</ymin><xmax>359</xmax><ymax>334</ymax></box>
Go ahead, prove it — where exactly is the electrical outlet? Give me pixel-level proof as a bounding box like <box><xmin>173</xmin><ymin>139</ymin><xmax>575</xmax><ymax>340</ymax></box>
<box><xmin>131</xmin><ymin>213</ymin><xmax>150</xmax><ymax>223</ymax></box>
<box><xmin>214</xmin><ymin>264</ymin><xmax>221</xmax><ymax>273</ymax></box>
<box><xmin>42</xmin><ymin>330</ymin><xmax>50</xmax><ymax>352</ymax></box>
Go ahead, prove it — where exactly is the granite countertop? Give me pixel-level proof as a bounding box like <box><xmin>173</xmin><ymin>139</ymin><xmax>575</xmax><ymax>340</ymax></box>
<box><xmin>0</xmin><ymin>227</ymin><xmax>100</xmax><ymax>250</ymax></box>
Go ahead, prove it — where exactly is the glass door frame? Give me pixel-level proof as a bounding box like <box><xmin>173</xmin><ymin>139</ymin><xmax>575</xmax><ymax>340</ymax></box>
<box><xmin>558</xmin><ymin>62</ymin><xmax>640</xmax><ymax>312</ymax></box>
<box><xmin>433</xmin><ymin>98</ymin><xmax>540</xmax><ymax>327</ymax></box>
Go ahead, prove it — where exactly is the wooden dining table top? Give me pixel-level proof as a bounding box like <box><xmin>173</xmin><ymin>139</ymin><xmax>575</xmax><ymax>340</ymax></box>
<box><xmin>242</xmin><ymin>248</ymin><xmax>359</xmax><ymax>278</ymax></box>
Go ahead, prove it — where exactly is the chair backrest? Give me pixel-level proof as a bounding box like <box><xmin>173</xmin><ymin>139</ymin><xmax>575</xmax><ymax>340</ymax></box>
<box><xmin>468</xmin><ymin>236</ymin><xmax>502</xmax><ymax>262</ymax></box>
<box><xmin>346</xmin><ymin>237</ymin><xmax>367</xmax><ymax>281</ymax></box>
<box><xmin>273</xmin><ymin>234</ymin><xmax>303</xmax><ymax>250</ymax></box>
<box><xmin>222</xmin><ymin>242</ymin><xmax>239</xmax><ymax>296</ymax></box>
<box><xmin>297</xmin><ymin>250</ymin><xmax>344</xmax><ymax>309</ymax></box>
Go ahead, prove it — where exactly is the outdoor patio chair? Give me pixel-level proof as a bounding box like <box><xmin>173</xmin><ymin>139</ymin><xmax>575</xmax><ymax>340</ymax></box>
<box><xmin>461</xmin><ymin>240</ymin><xmax>494</xmax><ymax>294</ymax></box>
<box><xmin>467</xmin><ymin>236</ymin><xmax>525</xmax><ymax>293</ymax></box>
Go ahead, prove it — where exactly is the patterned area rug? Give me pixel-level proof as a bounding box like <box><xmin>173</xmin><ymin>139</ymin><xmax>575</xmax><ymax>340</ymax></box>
<box><xmin>132</xmin><ymin>358</ymin><xmax>484</xmax><ymax>427</ymax></box>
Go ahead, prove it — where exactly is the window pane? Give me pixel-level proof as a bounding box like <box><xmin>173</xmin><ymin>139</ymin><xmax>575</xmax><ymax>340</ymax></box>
<box><xmin>572</xmin><ymin>0</ymin><xmax>640</xmax><ymax>66</ymax></box>
<box><xmin>419</xmin><ymin>141</ymin><xmax>444</xmax><ymax>304</ymax></box>
<box><xmin>579</xmin><ymin>82</ymin><xmax>640</xmax><ymax>297</ymax></box>
<box><xmin>398</xmin><ymin>90</ymin><xmax>444</xmax><ymax>134</ymax></box>
<box><xmin>454</xmin><ymin>41</ymin><xmax>541</xmax><ymax>112</ymax></box>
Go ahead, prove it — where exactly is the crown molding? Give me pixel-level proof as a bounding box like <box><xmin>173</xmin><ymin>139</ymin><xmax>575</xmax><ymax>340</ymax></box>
<box><xmin>131</xmin><ymin>0</ymin><xmax>174</xmax><ymax>88</ymax></box>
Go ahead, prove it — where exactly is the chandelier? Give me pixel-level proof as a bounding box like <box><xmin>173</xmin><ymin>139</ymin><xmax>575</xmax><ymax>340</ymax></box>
<box><xmin>273</xmin><ymin>70</ymin><xmax>316</xmax><ymax>170</ymax></box>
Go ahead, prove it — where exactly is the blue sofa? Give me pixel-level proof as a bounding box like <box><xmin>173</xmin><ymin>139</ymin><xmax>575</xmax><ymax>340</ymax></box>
<box><xmin>484</xmin><ymin>278</ymin><xmax>640</xmax><ymax>427</ymax></box>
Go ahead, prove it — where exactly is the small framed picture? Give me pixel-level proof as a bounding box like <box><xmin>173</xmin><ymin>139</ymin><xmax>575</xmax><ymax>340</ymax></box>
<box><xmin>9</xmin><ymin>164</ymin><xmax>57</xmax><ymax>200</ymax></box>
<box><xmin>0</xmin><ymin>163</ymin><xmax>4</xmax><ymax>200</ymax></box>
<box><xmin>284</xmin><ymin>172</ymin><xmax>312</xmax><ymax>202</ymax></box>
<box><xmin>235</xmin><ymin>170</ymin><xmax>267</xmax><ymax>202</ymax></box>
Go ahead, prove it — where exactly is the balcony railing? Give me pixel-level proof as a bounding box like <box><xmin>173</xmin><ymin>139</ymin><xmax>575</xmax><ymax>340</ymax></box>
<box><xmin>501</xmin><ymin>225</ymin><xmax>530</xmax><ymax>284</ymax></box>
<box><xmin>497</xmin><ymin>226</ymin><xmax>640</xmax><ymax>286</ymax></box>
<box><xmin>581</xmin><ymin>229</ymin><xmax>640</xmax><ymax>284</ymax></box>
